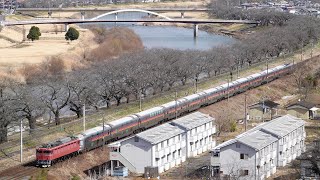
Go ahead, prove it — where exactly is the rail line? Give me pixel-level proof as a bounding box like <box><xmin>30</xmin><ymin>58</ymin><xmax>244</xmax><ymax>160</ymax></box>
<box><xmin>0</xmin><ymin>161</ymin><xmax>39</xmax><ymax>179</ymax></box>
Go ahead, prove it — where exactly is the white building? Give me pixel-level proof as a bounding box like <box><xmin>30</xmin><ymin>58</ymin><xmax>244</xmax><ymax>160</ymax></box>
<box><xmin>109</xmin><ymin>112</ymin><xmax>216</xmax><ymax>175</ymax></box>
<box><xmin>258</xmin><ymin>115</ymin><xmax>306</xmax><ymax>167</ymax></box>
<box><xmin>211</xmin><ymin>115</ymin><xmax>305</xmax><ymax>180</ymax></box>
<box><xmin>170</xmin><ymin>111</ymin><xmax>215</xmax><ymax>157</ymax></box>
<box><xmin>109</xmin><ymin>123</ymin><xmax>186</xmax><ymax>174</ymax></box>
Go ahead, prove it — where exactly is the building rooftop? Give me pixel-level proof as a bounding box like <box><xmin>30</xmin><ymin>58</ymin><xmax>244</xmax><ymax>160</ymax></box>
<box><xmin>212</xmin><ymin>139</ymin><xmax>237</xmax><ymax>152</ymax></box>
<box><xmin>261</xmin><ymin>114</ymin><xmax>304</xmax><ymax>137</ymax></box>
<box><xmin>237</xmin><ymin>130</ymin><xmax>278</xmax><ymax>150</ymax></box>
<box><xmin>249</xmin><ymin>99</ymin><xmax>279</xmax><ymax>109</ymax></box>
<box><xmin>171</xmin><ymin>112</ymin><xmax>214</xmax><ymax>130</ymax></box>
<box><xmin>287</xmin><ymin>100</ymin><xmax>317</xmax><ymax>110</ymax></box>
<box><xmin>212</xmin><ymin>115</ymin><xmax>304</xmax><ymax>151</ymax></box>
<box><xmin>136</xmin><ymin>123</ymin><xmax>184</xmax><ymax>145</ymax></box>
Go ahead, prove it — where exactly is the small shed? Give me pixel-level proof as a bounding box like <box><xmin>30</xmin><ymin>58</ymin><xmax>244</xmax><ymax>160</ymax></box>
<box><xmin>286</xmin><ymin>101</ymin><xmax>319</xmax><ymax>119</ymax></box>
<box><xmin>248</xmin><ymin>100</ymin><xmax>279</xmax><ymax>121</ymax></box>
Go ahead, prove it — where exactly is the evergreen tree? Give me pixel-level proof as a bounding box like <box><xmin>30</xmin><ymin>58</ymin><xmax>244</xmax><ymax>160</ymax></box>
<box><xmin>65</xmin><ymin>27</ymin><xmax>79</xmax><ymax>41</ymax></box>
<box><xmin>27</xmin><ymin>26</ymin><xmax>41</xmax><ymax>41</ymax></box>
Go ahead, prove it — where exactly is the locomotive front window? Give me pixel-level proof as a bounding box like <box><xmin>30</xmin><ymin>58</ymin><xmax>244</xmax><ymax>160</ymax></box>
<box><xmin>36</xmin><ymin>150</ymin><xmax>42</xmax><ymax>153</ymax></box>
<box><xmin>44</xmin><ymin>150</ymin><xmax>51</xmax><ymax>154</ymax></box>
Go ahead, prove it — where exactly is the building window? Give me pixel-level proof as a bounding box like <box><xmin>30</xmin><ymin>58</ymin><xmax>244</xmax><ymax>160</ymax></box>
<box><xmin>240</xmin><ymin>153</ymin><xmax>249</xmax><ymax>160</ymax></box>
<box><xmin>236</xmin><ymin>143</ymin><xmax>241</xmax><ymax>148</ymax></box>
<box><xmin>155</xmin><ymin>158</ymin><xmax>159</xmax><ymax>162</ymax></box>
<box><xmin>178</xmin><ymin>149</ymin><xmax>181</xmax><ymax>156</ymax></box>
<box><xmin>161</xmin><ymin>141</ymin><xmax>164</xmax><ymax>148</ymax></box>
<box><xmin>134</xmin><ymin>137</ymin><xmax>139</xmax><ymax>142</ymax></box>
<box><xmin>167</xmin><ymin>139</ymin><xmax>169</xmax><ymax>146</ymax></box>
<box><xmin>161</xmin><ymin>156</ymin><xmax>166</xmax><ymax>163</ymax></box>
<box><xmin>241</xmin><ymin>170</ymin><xmax>249</xmax><ymax>176</ymax></box>
<box><xmin>212</xmin><ymin>152</ymin><xmax>219</xmax><ymax>157</ymax></box>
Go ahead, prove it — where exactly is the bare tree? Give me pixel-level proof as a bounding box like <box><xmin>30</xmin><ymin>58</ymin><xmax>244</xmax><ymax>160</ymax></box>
<box><xmin>39</xmin><ymin>81</ymin><xmax>71</xmax><ymax>125</ymax></box>
<box><xmin>68</xmin><ymin>70</ymin><xmax>93</xmax><ymax>118</ymax></box>
<box><xmin>0</xmin><ymin>77</ymin><xmax>18</xmax><ymax>143</ymax></box>
<box><xmin>11</xmin><ymin>84</ymin><xmax>45</xmax><ymax>133</ymax></box>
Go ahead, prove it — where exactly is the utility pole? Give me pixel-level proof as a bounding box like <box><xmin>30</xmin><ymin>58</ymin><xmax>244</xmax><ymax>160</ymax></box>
<box><xmin>175</xmin><ymin>91</ymin><xmax>178</xmax><ymax>120</ymax></box>
<box><xmin>139</xmin><ymin>90</ymin><xmax>142</xmax><ymax>112</ymax></box>
<box><xmin>266</xmin><ymin>58</ymin><xmax>269</xmax><ymax>84</ymax></box>
<box><xmin>244</xmin><ymin>94</ymin><xmax>247</xmax><ymax>132</ymax></box>
<box><xmin>83</xmin><ymin>103</ymin><xmax>86</xmax><ymax>131</ymax></box>
<box><xmin>237</xmin><ymin>62</ymin><xmax>240</xmax><ymax>79</ymax></box>
<box><xmin>227</xmin><ymin>78</ymin><xmax>230</xmax><ymax>102</ymax></box>
<box><xmin>300</xmin><ymin>43</ymin><xmax>303</xmax><ymax>62</ymax></box>
<box><xmin>102</xmin><ymin>117</ymin><xmax>105</xmax><ymax>151</ymax></box>
<box><xmin>311</xmin><ymin>40</ymin><xmax>314</xmax><ymax>58</ymax></box>
<box><xmin>262</xmin><ymin>96</ymin><xmax>265</xmax><ymax>122</ymax></box>
<box><xmin>20</xmin><ymin>119</ymin><xmax>23</xmax><ymax>163</ymax></box>
<box><xmin>195</xmin><ymin>78</ymin><xmax>198</xmax><ymax>93</ymax></box>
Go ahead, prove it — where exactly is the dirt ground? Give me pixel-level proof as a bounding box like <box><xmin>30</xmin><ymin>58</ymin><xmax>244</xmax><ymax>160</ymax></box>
<box><xmin>0</xmin><ymin>25</ymin><xmax>97</xmax><ymax>69</ymax></box>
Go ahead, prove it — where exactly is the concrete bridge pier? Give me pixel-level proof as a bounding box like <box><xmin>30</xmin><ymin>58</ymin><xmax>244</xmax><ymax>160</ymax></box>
<box><xmin>193</xmin><ymin>24</ymin><xmax>198</xmax><ymax>37</ymax></box>
<box><xmin>181</xmin><ymin>12</ymin><xmax>185</xmax><ymax>19</ymax></box>
<box><xmin>115</xmin><ymin>12</ymin><xmax>118</xmax><ymax>25</ymax></box>
<box><xmin>81</xmin><ymin>11</ymin><xmax>85</xmax><ymax>20</ymax></box>
<box><xmin>65</xmin><ymin>23</ymin><xmax>69</xmax><ymax>32</ymax></box>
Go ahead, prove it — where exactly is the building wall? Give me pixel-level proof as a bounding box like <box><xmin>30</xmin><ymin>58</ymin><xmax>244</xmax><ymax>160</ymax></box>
<box><xmin>219</xmin><ymin>143</ymin><xmax>257</xmax><ymax>180</ymax></box>
<box><xmin>256</xmin><ymin>142</ymin><xmax>277</xmax><ymax>179</ymax></box>
<box><xmin>276</xmin><ymin>125</ymin><xmax>305</xmax><ymax>167</ymax></box>
<box><xmin>186</xmin><ymin>121</ymin><xmax>216</xmax><ymax>157</ymax></box>
<box><xmin>215</xmin><ymin>142</ymin><xmax>278</xmax><ymax>180</ymax></box>
<box><xmin>249</xmin><ymin>108</ymin><xmax>267</xmax><ymax>121</ymax></box>
<box><xmin>120</xmin><ymin>137</ymin><xmax>152</xmax><ymax>173</ymax></box>
<box><xmin>249</xmin><ymin>108</ymin><xmax>278</xmax><ymax>121</ymax></box>
<box><xmin>152</xmin><ymin>133</ymin><xmax>186</xmax><ymax>173</ymax></box>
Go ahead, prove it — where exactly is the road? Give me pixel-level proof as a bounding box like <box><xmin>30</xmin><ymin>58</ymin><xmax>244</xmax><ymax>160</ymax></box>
<box><xmin>16</xmin><ymin>7</ymin><xmax>212</xmax><ymax>13</ymax></box>
<box><xmin>2</xmin><ymin>18</ymin><xmax>259</xmax><ymax>26</ymax></box>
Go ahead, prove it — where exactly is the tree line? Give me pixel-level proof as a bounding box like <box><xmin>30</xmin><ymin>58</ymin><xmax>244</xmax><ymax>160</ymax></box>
<box><xmin>2</xmin><ymin>4</ymin><xmax>320</xmax><ymax>143</ymax></box>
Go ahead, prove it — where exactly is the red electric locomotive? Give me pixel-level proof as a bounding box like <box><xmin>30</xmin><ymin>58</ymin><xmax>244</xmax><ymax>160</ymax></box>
<box><xmin>36</xmin><ymin>136</ymin><xmax>80</xmax><ymax>167</ymax></box>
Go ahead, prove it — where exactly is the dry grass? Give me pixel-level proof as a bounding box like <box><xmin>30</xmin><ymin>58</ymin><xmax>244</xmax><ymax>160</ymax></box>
<box><xmin>90</xmin><ymin>27</ymin><xmax>143</xmax><ymax>61</ymax></box>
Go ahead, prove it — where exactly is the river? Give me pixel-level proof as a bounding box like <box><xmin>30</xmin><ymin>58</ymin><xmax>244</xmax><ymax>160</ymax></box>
<box><xmin>90</xmin><ymin>12</ymin><xmax>236</xmax><ymax>50</ymax></box>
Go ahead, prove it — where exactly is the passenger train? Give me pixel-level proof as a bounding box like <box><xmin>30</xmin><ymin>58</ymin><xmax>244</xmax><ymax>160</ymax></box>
<box><xmin>36</xmin><ymin>63</ymin><xmax>293</xmax><ymax>167</ymax></box>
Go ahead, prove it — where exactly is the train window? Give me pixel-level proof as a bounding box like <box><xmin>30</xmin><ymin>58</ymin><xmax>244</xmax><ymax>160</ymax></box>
<box><xmin>36</xmin><ymin>150</ymin><xmax>42</xmax><ymax>153</ymax></box>
<box><xmin>134</xmin><ymin>137</ymin><xmax>139</xmax><ymax>142</ymax></box>
<box><xmin>44</xmin><ymin>150</ymin><xmax>51</xmax><ymax>154</ymax></box>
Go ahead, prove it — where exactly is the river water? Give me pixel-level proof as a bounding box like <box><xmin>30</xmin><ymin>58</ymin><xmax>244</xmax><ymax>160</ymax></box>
<box><xmin>90</xmin><ymin>12</ymin><xmax>236</xmax><ymax>50</ymax></box>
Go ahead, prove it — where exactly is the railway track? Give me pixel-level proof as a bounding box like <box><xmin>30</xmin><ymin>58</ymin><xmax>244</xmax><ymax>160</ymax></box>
<box><xmin>0</xmin><ymin>161</ymin><xmax>39</xmax><ymax>180</ymax></box>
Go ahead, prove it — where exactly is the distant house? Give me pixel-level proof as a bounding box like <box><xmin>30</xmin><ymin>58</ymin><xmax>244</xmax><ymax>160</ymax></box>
<box><xmin>248</xmin><ymin>100</ymin><xmax>279</xmax><ymax>121</ymax></box>
<box><xmin>286</xmin><ymin>101</ymin><xmax>319</xmax><ymax>119</ymax></box>
<box><xmin>298</xmin><ymin>140</ymin><xmax>320</xmax><ymax>179</ymax></box>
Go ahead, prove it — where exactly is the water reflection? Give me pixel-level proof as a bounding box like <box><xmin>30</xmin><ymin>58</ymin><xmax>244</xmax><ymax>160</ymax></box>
<box><xmin>90</xmin><ymin>12</ymin><xmax>236</xmax><ymax>50</ymax></box>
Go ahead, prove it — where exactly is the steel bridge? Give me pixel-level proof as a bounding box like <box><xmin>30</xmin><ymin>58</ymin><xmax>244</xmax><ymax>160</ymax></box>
<box><xmin>2</xmin><ymin>9</ymin><xmax>258</xmax><ymax>37</ymax></box>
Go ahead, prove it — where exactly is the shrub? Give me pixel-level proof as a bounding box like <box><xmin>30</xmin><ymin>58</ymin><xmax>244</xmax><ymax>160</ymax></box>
<box><xmin>65</xmin><ymin>27</ymin><xmax>79</xmax><ymax>41</ymax></box>
<box><xmin>27</xmin><ymin>26</ymin><xmax>41</xmax><ymax>41</ymax></box>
